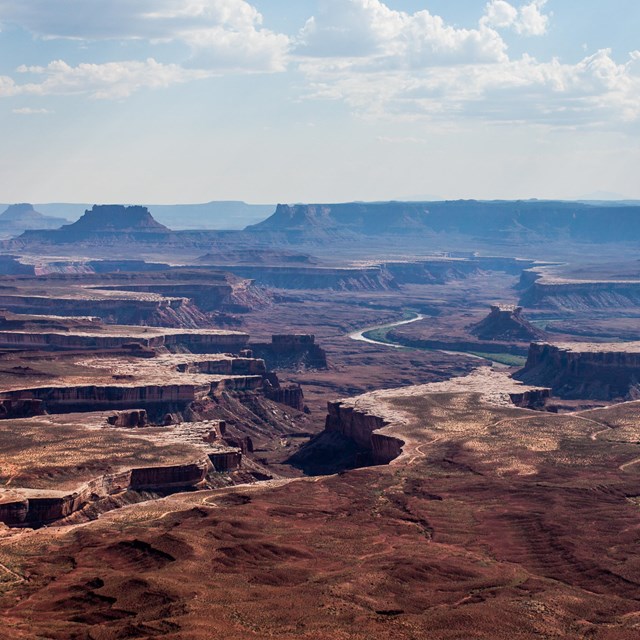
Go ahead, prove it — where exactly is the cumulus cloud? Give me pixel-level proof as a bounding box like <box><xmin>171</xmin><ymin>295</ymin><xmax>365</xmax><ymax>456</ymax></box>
<box><xmin>0</xmin><ymin>0</ymin><xmax>289</xmax><ymax>72</ymax></box>
<box><xmin>297</xmin><ymin>0</ymin><xmax>508</xmax><ymax>65</ymax></box>
<box><xmin>294</xmin><ymin>0</ymin><xmax>639</xmax><ymax>127</ymax></box>
<box><xmin>300</xmin><ymin>48</ymin><xmax>640</xmax><ymax>127</ymax></box>
<box><xmin>482</xmin><ymin>0</ymin><xmax>550</xmax><ymax>36</ymax></box>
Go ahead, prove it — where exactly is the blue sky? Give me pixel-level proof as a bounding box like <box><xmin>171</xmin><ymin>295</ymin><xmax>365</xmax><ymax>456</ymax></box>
<box><xmin>0</xmin><ymin>0</ymin><xmax>639</xmax><ymax>204</ymax></box>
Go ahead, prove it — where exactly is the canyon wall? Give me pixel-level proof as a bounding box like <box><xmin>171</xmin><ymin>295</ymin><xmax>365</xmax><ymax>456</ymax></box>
<box><xmin>199</xmin><ymin>264</ymin><xmax>398</xmax><ymax>291</ymax></box>
<box><xmin>251</xmin><ymin>334</ymin><xmax>328</xmax><ymax>370</ymax></box>
<box><xmin>516</xmin><ymin>342</ymin><xmax>640</xmax><ymax>400</ymax></box>
<box><xmin>0</xmin><ymin>455</ymin><xmax>215</xmax><ymax>526</ymax></box>
<box><xmin>325</xmin><ymin>401</ymin><xmax>404</xmax><ymax>465</ymax></box>
<box><xmin>0</xmin><ymin>329</ymin><xmax>250</xmax><ymax>353</ymax></box>
<box><xmin>0</xmin><ymin>377</ymin><xmax>265</xmax><ymax>415</ymax></box>
<box><xmin>520</xmin><ymin>280</ymin><xmax>640</xmax><ymax>310</ymax></box>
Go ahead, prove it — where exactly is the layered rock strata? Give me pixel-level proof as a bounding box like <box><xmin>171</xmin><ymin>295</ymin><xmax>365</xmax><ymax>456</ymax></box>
<box><xmin>516</xmin><ymin>341</ymin><xmax>640</xmax><ymax>400</ymax></box>
<box><xmin>519</xmin><ymin>270</ymin><xmax>640</xmax><ymax>310</ymax></box>
<box><xmin>470</xmin><ymin>305</ymin><xmax>546</xmax><ymax>342</ymax></box>
<box><xmin>251</xmin><ymin>334</ymin><xmax>328</xmax><ymax>370</ymax></box>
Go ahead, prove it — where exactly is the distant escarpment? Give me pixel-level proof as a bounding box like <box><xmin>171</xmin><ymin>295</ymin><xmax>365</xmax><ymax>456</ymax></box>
<box><xmin>516</xmin><ymin>342</ymin><xmax>640</xmax><ymax>400</ymax></box>
<box><xmin>11</xmin><ymin>204</ymin><xmax>172</xmax><ymax>244</ymax></box>
<box><xmin>247</xmin><ymin>201</ymin><xmax>640</xmax><ymax>244</ymax></box>
<box><xmin>0</xmin><ymin>203</ymin><xmax>68</xmax><ymax>237</ymax></box>
<box><xmin>519</xmin><ymin>273</ymin><xmax>640</xmax><ymax>310</ymax></box>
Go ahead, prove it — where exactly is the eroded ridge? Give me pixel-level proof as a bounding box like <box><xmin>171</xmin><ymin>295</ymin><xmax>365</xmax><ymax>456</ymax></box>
<box><xmin>2</xmin><ymin>368</ymin><xmax>640</xmax><ymax>638</ymax></box>
<box><xmin>0</xmin><ymin>318</ymin><xmax>321</xmax><ymax>527</ymax></box>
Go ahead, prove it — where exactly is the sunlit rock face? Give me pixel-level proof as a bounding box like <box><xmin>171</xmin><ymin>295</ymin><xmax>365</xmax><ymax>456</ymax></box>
<box><xmin>517</xmin><ymin>341</ymin><xmax>640</xmax><ymax>400</ymax></box>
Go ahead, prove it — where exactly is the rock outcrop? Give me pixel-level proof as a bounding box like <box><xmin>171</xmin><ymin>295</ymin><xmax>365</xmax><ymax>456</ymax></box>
<box><xmin>325</xmin><ymin>401</ymin><xmax>403</xmax><ymax>466</ymax></box>
<box><xmin>251</xmin><ymin>335</ymin><xmax>328</xmax><ymax>370</ymax></box>
<box><xmin>516</xmin><ymin>341</ymin><xmax>640</xmax><ymax>400</ymax></box>
<box><xmin>247</xmin><ymin>201</ymin><xmax>640</xmax><ymax>244</ymax></box>
<box><xmin>470</xmin><ymin>305</ymin><xmax>546</xmax><ymax>342</ymax></box>
<box><xmin>0</xmin><ymin>327</ymin><xmax>250</xmax><ymax>353</ymax></box>
<box><xmin>107</xmin><ymin>410</ymin><xmax>148</xmax><ymax>428</ymax></box>
<box><xmin>0</xmin><ymin>456</ymin><xmax>213</xmax><ymax>526</ymax></box>
<box><xmin>520</xmin><ymin>278</ymin><xmax>640</xmax><ymax>310</ymax></box>
<box><xmin>200</xmin><ymin>264</ymin><xmax>397</xmax><ymax>291</ymax></box>
<box><xmin>208</xmin><ymin>449</ymin><xmax>243</xmax><ymax>472</ymax></box>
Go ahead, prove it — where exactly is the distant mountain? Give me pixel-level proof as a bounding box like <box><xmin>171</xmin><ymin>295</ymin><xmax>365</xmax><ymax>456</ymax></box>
<box><xmin>30</xmin><ymin>201</ymin><xmax>275</xmax><ymax>230</ymax></box>
<box><xmin>0</xmin><ymin>203</ymin><xmax>69</xmax><ymax>237</ymax></box>
<box><xmin>64</xmin><ymin>205</ymin><xmax>170</xmax><ymax>233</ymax></box>
<box><xmin>247</xmin><ymin>200</ymin><xmax>640</xmax><ymax>243</ymax></box>
<box><xmin>13</xmin><ymin>205</ymin><xmax>172</xmax><ymax>244</ymax></box>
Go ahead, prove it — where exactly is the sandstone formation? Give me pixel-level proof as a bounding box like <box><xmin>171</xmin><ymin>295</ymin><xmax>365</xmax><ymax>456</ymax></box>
<box><xmin>0</xmin><ymin>324</ymin><xmax>250</xmax><ymax>352</ymax></box>
<box><xmin>251</xmin><ymin>334</ymin><xmax>328</xmax><ymax>370</ymax></box>
<box><xmin>107</xmin><ymin>409</ymin><xmax>148</xmax><ymax>428</ymax></box>
<box><xmin>209</xmin><ymin>449</ymin><xmax>243</xmax><ymax>472</ymax></box>
<box><xmin>200</xmin><ymin>263</ymin><xmax>398</xmax><ymax>291</ymax></box>
<box><xmin>470</xmin><ymin>305</ymin><xmax>546</xmax><ymax>342</ymax></box>
<box><xmin>519</xmin><ymin>268</ymin><xmax>640</xmax><ymax>310</ymax></box>
<box><xmin>247</xmin><ymin>200</ymin><xmax>640</xmax><ymax>244</ymax></box>
<box><xmin>325</xmin><ymin>400</ymin><xmax>403</xmax><ymax>466</ymax></box>
<box><xmin>516</xmin><ymin>341</ymin><xmax>640</xmax><ymax>400</ymax></box>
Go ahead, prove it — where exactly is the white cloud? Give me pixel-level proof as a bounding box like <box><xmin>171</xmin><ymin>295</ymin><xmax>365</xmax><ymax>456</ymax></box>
<box><xmin>482</xmin><ymin>0</ymin><xmax>550</xmax><ymax>36</ymax></box>
<box><xmin>483</xmin><ymin>1</ymin><xmax>518</xmax><ymax>29</ymax></box>
<box><xmin>516</xmin><ymin>1</ymin><xmax>550</xmax><ymax>36</ymax></box>
<box><xmin>297</xmin><ymin>0</ymin><xmax>508</xmax><ymax>65</ymax></box>
<box><xmin>300</xmin><ymin>49</ymin><xmax>640</xmax><ymax>127</ymax></box>
<box><xmin>0</xmin><ymin>0</ymin><xmax>289</xmax><ymax>72</ymax></box>
<box><xmin>294</xmin><ymin>1</ymin><xmax>638</xmax><ymax>128</ymax></box>
<box><xmin>12</xmin><ymin>107</ymin><xmax>52</xmax><ymax>114</ymax></box>
<box><xmin>11</xmin><ymin>59</ymin><xmax>206</xmax><ymax>99</ymax></box>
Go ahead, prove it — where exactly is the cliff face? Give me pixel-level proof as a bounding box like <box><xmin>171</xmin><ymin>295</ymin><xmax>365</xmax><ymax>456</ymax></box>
<box><xmin>0</xmin><ymin>456</ymin><xmax>213</xmax><ymax>526</ymax></box>
<box><xmin>200</xmin><ymin>264</ymin><xmax>397</xmax><ymax>291</ymax></box>
<box><xmin>0</xmin><ymin>378</ymin><xmax>265</xmax><ymax>416</ymax></box>
<box><xmin>516</xmin><ymin>342</ymin><xmax>640</xmax><ymax>400</ymax></box>
<box><xmin>0</xmin><ymin>294</ymin><xmax>212</xmax><ymax>329</ymax></box>
<box><xmin>520</xmin><ymin>280</ymin><xmax>640</xmax><ymax>310</ymax></box>
<box><xmin>0</xmin><ymin>328</ymin><xmax>250</xmax><ymax>353</ymax></box>
<box><xmin>251</xmin><ymin>335</ymin><xmax>328</xmax><ymax>370</ymax></box>
<box><xmin>247</xmin><ymin>201</ymin><xmax>640</xmax><ymax>243</ymax></box>
<box><xmin>325</xmin><ymin>401</ymin><xmax>403</xmax><ymax>465</ymax></box>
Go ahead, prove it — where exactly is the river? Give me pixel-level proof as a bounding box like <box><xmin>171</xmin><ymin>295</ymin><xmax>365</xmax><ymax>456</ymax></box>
<box><xmin>348</xmin><ymin>311</ymin><xmax>491</xmax><ymax>362</ymax></box>
<box><xmin>348</xmin><ymin>312</ymin><xmax>426</xmax><ymax>349</ymax></box>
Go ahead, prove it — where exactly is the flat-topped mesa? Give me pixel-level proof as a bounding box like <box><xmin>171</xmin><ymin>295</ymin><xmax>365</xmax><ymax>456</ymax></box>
<box><xmin>246</xmin><ymin>201</ymin><xmax>640</xmax><ymax>243</ymax></box>
<box><xmin>251</xmin><ymin>334</ymin><xmax>328</xmax><ymax>370</ymax></box>
<box><xmin>0</xmin><ymin>326</ymin><xmax>250</xmax><ymax>353</ymax></box>
<box><xmin>518</xmin><ymin>268</ymin><xmax>640</xmax><ymax>310</ymax></box>
<box><xmin>199</xmin><ymin>263</ymin><xmax>398</xmax><ymax>291</ymax></box>
<box><xmin>469</xmin><ymin>304</ymin><xmax>546</xmax><ymax>342</ymax></box>
<box><xmin>516</xmin><ymin>341</ymin><xmax>640</xmax><ymax>400</ymax></box>
<box><xmin>13</xmin><ymin>204</ymin><xmax>173</xmax><ymax>245</ymax></box>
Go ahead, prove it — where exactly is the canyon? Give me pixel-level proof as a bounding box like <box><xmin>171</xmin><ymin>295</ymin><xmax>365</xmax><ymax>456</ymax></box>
<box><xmin>0</xmin><ymin>201</ymin><xmax>639</xmax><ymax>639</ymax></box>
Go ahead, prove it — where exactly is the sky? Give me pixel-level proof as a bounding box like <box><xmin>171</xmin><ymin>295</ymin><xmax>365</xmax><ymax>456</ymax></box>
<box><xmin>0</xmin><ymin>0</ymin><xmax>639</xmax><ymax>205</ymax></box>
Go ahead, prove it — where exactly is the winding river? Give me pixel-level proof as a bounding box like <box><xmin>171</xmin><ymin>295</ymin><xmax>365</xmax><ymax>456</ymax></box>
<box><xmin>348</xmin><ymin>311</ymin><xmax>491</xmax><ymax>362</ymax></box>
<box><xmin>348</xmin><ymin>312</ymin><xmax>426</xmax><ymax>349</ymax></box>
